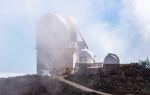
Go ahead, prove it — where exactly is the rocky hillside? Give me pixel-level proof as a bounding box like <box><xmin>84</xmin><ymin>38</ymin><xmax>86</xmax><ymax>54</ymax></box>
<box><xmin>66</xmin><ymin>64</ymin><xmax>150</xmax><ymax>95</ymax></box>
<box><xmin>0</xmin><ymin>75</ymin><xmax>99</xmax><ymax>95</ymax></box>
<box><xmin>1</xmin><ymin>64</ymin><xmax>149</xmax><ymax>95</ymax></box>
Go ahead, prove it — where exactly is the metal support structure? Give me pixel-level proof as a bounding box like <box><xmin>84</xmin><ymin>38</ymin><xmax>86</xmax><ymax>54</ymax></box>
<box><xmin>77</xmin><ymin>31</ymin><xmax>96</xmax><ymax>63</ymax></box>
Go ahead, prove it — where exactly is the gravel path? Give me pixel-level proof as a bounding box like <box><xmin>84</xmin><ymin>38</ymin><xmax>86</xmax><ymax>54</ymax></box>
<box><xmin>54</xmin><ymin>76</ymin><xmax>112</xmax><ymax>95</ymax></box>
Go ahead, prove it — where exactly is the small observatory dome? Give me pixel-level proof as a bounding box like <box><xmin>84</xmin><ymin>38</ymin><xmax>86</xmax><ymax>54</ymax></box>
<box><xmin>104</xmin><ymin>53</ymin><xmax>120</xmax><ymax>64</ymax></box>
<box><xmin>79</xmin><ymin>49</ymin><xmax>94</xmax><ymax>63</ymax></box>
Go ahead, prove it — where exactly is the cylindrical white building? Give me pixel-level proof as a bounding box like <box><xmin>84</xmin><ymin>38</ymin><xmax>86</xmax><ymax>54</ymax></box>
<box><xmin>36</xmin><ymin>14</ymin><xmax>77</xmax><ymax>75</ymax></box>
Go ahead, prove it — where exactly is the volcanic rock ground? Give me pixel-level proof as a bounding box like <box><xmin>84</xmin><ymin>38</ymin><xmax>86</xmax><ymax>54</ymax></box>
<box><xmin>65</xmin><ymin>64</ymin><xmax>150</xmax><ymax>95</ymax></box>
<box><xmin>0</xmin><ymin>64</ymin><xmax>150</xmax><ymax>95</ymax></box>
<box><xmin>0</xmin><ymin>75</ymin><xmax>99</xmax><ymax>95</ymax></box>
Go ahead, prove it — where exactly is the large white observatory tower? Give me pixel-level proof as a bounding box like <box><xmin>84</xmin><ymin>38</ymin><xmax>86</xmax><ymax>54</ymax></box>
<box><xmin>36</xmin><ymin>14</ymin><xmax>77</xmax><ymax>75</ymax></box>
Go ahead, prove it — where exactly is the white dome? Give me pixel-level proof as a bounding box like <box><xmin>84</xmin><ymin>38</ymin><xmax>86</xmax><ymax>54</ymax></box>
<box><xmin>37</xmin><ymin>14</ymin><xmax>78</xmax><ymax>75</ymax></box>
<box><xmin>37</xmin><ymin>14</ymin><xmax>77</xmax><ymax>48</ymax></box>
<box><xmin>79</xmin><ymin>49</ymin><xmax>94</xmax><ymax>63</ymax></box>
<box><xmin>104</xmin><ymin>53</ymin><xmax>120</xmax><ymax>64</ymax></box>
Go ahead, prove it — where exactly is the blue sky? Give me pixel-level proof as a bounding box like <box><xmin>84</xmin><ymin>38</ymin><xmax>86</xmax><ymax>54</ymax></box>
<box><xmin>0</xmin><ymin>0</ymin><xmax>150</xmax><ymax>74</ymax></box>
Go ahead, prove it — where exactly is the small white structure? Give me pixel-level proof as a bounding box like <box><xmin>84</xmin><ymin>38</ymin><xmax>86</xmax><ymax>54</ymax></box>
<box><xmin>103</xmin><ymin>53</ymin><xmax>120</xmax><ymax>72</ymax></box>
<box><xmin>104</xmin><ymin>53</ymin><xmax>120</xmax><ymax>64</ymax></box>
<box><xmin>77</xmin><ymin>41</ymin><xmax>86</xmax><ymax>62</ymax></box>
<box><xmin>36</xmin><ymin>14</ymin><xmax>77</xmax><ymax>75</ymax></box>
<box><xmin>79</xmin><ymin>49</ymin><xmax>94</xmax><ymax>63</ymax></box>
<box><xmin>40</xmin><ymin>70</ymin><xmax>51</xmax><ymax>76</ymax></box>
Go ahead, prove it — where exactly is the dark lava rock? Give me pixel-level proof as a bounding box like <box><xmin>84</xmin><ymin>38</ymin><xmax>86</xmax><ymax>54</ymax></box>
<box><xmin>0</xmin><ymin>75</ymin><xmax>99</xmax><ymax>95</ymax></box>
<box><xmin>65</xmin><ymin>63</ymin><xmax>150</xmax><ymax>95</ymax></box>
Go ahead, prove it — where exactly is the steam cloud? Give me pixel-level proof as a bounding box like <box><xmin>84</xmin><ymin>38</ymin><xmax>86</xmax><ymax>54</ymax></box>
<box><xmin>36</xmin><ymin>14</ymin><xmax>77</xmax><ymax>74</ymax></box>
<box><xmin>0</xmin><ymin>0</ymin><xmax>150</xmax><ymax>73</ymax></box>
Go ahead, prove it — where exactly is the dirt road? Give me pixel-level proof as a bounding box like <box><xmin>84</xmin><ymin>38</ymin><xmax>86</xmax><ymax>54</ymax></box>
<box><xmin>52</xmin><ymin>76</ymin><xmax>112</xmax><ymax>95</ymax></box>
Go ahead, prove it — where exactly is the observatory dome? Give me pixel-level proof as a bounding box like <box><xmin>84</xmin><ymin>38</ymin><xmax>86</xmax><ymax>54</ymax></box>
<box><xmin>79</xmin><ymin>49</ymin><xmax>94</xmax><ymax>63</ymax></box>
<box><xmin>36</xmin><ymin>14</ymin><xmax>78</xmax><ymax>75</ymax></box>
<box><xmin>37</xmin><ymin>14</ymin><xmax>77</xmax><ymax>48</ymax></box>
<box><xmin>104</xmin><ymin>53</ymin><xmax>120</xmax><ymax>64</ymax></box>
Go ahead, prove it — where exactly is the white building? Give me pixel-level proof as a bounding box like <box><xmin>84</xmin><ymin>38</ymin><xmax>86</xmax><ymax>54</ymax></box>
<box><xmin>36</xmin><ymin>14</ymin><xmax>78</xmax><ymax>75</ymax></box>
<box><xmin>104</xmin><ymin>53</ymin><xmax>120</xmax><ymax>64</ymax></box>
<box><xmin>79</xmin><ymin>49</ymin><xmax>95</xmax><ymax>63</ymax></box>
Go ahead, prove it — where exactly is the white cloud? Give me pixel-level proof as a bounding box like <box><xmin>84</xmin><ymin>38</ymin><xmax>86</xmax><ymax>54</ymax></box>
<box><xmin>121</xmin><ymin>0</ymin><xmax>150</xmax><ymax>42</ymax></box>
<box><xmin>118</xmin><ymin>0</ymin><xmax>150</xmax><ymax>61</ymax></box>
<box><xmin>0</xmin><ymin>0</ymin><xmax>150</xmax><ymax>71</ymax></box>
<box><xmin>82</xmin><ymin>21</ymin><xmax>129</xmax><ymax>62</ymax></box>
<box><xmin>82</xmin><ymin>0</ymin><xmax>150</xmax><ymax>62</ymax></box>
<box><xmin>0</xmin><ymin>73</ymin><xmax>27</xmax><ymax>78</ymax></box>
<box><xmin>87</xmin><ymin>23</ymin><xmax>126</xmax><ymax>52</ymax></box>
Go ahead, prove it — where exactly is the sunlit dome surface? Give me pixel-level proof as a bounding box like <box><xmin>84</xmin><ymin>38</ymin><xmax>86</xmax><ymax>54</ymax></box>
<box><xmin>36</xmin><ymin>14</ymin><xmax>78</xmax><ymax>75</ymax></box>
<box><xmin>79</xmin><ymin>49</ymin><xmax>94</xmax><ymax>63</ymax></box>
<box><xmin>37</xmin><ymin>14</ymin><xmax>77</xmax><ymax>48</ymax></box>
